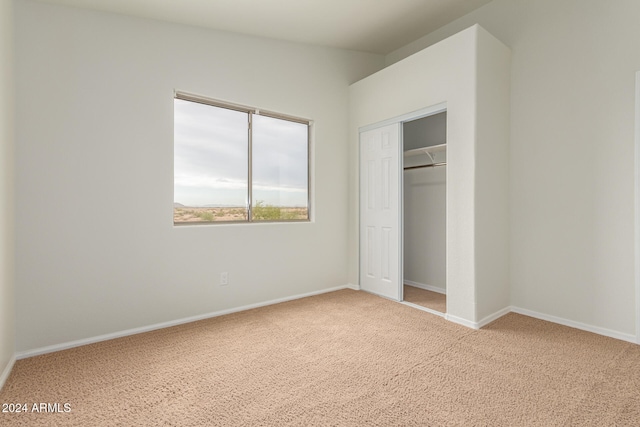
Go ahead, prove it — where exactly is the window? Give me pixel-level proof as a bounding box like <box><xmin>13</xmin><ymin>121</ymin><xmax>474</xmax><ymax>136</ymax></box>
<box><xmin>173</xmin><ymin>92</ymin><xmax>310</xmax><ymax>224</ymax></box>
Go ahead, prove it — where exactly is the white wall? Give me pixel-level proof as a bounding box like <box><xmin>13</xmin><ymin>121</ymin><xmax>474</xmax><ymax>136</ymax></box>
<box><xmin>349</xmin><ymin>26</ymin><xmax>511</xmax><ymax>324</ymax></box>
<box><xmin>474</xmin><ymin>26</ymin><xmax>511</xmax><ymax>321</ymax></box>
<box><xmin>403</xmin><ymin>166</ymin><xmax>446</xmax><ymax>293</ymax></box>
<box><xmin>403</xmin><ymin>115</ymin><xmax>447</xmax><ymax>293</ymax></box>
<box><xmin>14</xmin><ymin>0</ymin><xmax>384</xmax><ymax>353</ymax></box>
<box><xmin>388</xmin><ymin>0</ymin><xmax>640</xmax><ymax>336</ymax></box>
<box><xmin>0</xmin><ymin>0</ymin><xmax>15</xmax><ymax>383</ymax></box>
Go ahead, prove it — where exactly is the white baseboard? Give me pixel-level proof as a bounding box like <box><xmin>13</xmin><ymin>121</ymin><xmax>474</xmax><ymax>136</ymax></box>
<box><xmin>511</xmin><ymin>306</ymin><xmax>637</xmax><ymax>344</ymax></box>
<box><xmin>16</xmin><ymin>284</ymin><xmax>356</xmax><ymax>360</ymax></box>
<box><xmin>477</xmin><ymin>306</ymin><xmax>512</xmax><ymax>328</ymax></box>
<box><xmin>446</xmin><ymin>313</ymin><xmax>479</xmax><ymax>329</ymax></box>
<box><xmin>0</xmin><ymin>355</ymin><xmax>16</xmax><ymax>391</ymax></box>
<box><xmin>445</xmin><ymin>306</ymin><xmax>511</xmax><ymax>330</ymax></box>
<box><xmin>446</xmin><ymin>306</ymin><xmax>636</xmax><ymax>343</ymax></box>
<box><xmin>404</xmin><ymin>280</ymin><xmax>446</xmax><ymax>295</ymax></box>
<box><xmin>14</xmin><ymin>286</ymin><xmax>637</xmax><ymax>361</ymax></box>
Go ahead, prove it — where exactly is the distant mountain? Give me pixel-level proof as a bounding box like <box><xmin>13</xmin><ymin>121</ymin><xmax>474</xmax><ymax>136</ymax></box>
<box><xmin>173</xmin><ymin>202</ymin><xmax>245</xmax><ymax>208</ymax></box>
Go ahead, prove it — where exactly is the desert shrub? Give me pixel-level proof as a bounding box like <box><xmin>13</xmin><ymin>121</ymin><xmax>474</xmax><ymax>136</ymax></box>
<box><xmin>198</xmin><ymin>211</ymin><xmax>215</xmax><ymax>221</ymax></box>
<box><xmin>252</xmin><ymin>200</ymin><xmax>281</xmax><ymax>220</ymax></box>
<box><xmin>254</xmin><ymin>201</ymin><xmax>305</xmax><ymax>220</ymax></box>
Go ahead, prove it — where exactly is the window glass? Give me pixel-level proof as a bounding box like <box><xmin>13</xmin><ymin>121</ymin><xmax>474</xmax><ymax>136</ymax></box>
<box><xmin>173</xmin><ymin>95</ymin><xmax>310</xmax><ymax>225</ymax></box>
<box><xmin>252</xmin><ymin>115</ymin><xmax>309</xmax><ymax>221</ymax></box>
<box><xmin>174</xmin><ymin>99</ymin><xmax>248</xmax><ymax>223</ymax></box>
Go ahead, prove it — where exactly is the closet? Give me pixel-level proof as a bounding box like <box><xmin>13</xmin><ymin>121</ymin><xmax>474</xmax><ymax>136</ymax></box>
<box><xmin>353</xmin><ymin>25</ymin><xmax>510</xmax><ymax>328</ymax></box>
<box><xmin>402</xmin><ymin>112</ymin><xmax>447</xmax><ymax>314</ymax></box>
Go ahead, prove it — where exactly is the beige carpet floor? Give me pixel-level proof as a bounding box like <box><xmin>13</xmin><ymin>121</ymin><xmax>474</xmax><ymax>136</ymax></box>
<box><xmin>1</xmin><ymin>289</ymin><xmax>640</xmax><ymax>426</ymax></box>
<box><xmin>403</xmin><ymin>284</ymin><xmax>446</xmax><ymax>313</ymax></box>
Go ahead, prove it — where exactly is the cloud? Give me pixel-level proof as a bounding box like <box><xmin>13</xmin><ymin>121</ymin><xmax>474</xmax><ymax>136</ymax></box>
<box><xmin>174</xmin><ymin>99</ymin><xmax>309</xmax><ymax>207</ymax></box>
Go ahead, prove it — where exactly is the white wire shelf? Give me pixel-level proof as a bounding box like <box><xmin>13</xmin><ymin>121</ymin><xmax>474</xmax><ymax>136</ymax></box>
<box><xmin>403</xmin><ymin>143</ymin><xmax>446</xmax><ymax>157</ymax></box>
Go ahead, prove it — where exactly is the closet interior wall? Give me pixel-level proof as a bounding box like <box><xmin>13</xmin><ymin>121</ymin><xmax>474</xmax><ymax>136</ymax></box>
<box><xmin>403</xmin><ymin>112</ymin><xmax>447</xmax><ymax>295</ymax></box>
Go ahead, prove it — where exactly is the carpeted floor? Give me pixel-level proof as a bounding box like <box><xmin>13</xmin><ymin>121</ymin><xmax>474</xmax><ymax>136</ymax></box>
<box><xmin>403</xmin><ymin>284</ymin><xmax>446</xmax><ymax>313</ymax></box>
<box><xmin>1</xmin><ymin>289</ymin><xmax>639</xmax><ymax>426</ymax></box>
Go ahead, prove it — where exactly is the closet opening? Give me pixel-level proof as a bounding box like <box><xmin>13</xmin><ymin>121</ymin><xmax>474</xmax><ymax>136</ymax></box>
<box><xmin>401</xmin><ymin>111</ymin><xmax>447</xmax><ymax>315</ymax></box>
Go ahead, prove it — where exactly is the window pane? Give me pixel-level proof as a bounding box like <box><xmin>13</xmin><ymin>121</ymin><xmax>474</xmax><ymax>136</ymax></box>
<box><xmin>174</xmin><ymin>99</ymin><xmax>248</xmax><ymax>223</ymax></box>
<box><xmin>251</xmin><ymin>114</ymin><xmax>309</xmax><ymax>221</ymax></box>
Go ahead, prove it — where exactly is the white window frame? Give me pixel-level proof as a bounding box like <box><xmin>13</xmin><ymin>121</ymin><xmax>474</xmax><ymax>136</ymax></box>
<box><xmin>174</xmin><ymin>91</ymin><xmax>312</xmax><ymax>225</ymax></box>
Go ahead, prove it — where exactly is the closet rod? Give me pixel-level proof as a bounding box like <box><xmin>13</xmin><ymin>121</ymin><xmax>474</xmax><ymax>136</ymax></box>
<box><xmin>404</xmin><ymin>162</ymin><xmax>447</xmax><ymax>171</ymax></box>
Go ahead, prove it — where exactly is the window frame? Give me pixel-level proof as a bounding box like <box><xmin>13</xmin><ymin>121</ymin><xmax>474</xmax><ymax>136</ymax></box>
<box><xmin>173</xmin><ymin>91</ymin><xmax>312</xmax><ymax>225</ymax></box>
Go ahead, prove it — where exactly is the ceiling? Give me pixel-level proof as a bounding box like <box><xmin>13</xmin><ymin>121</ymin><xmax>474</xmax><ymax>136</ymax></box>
<box><xmin>35</xmin><ymin>0</ymin><xmax>493</xmax><ymax>55</ymax></box>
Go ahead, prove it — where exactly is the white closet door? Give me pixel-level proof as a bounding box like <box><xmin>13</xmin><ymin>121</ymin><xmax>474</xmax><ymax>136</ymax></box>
<box><xmin>359</xmin><ymin>123</ymin><xmax>401</xmax><ymax>301</ymax></box>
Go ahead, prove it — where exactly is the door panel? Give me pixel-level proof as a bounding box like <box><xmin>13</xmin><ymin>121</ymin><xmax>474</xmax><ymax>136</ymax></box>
<box><xmin>360</xmin><ymin>123</ymin><xmax>401</xmax><ymax>300</ymax></box>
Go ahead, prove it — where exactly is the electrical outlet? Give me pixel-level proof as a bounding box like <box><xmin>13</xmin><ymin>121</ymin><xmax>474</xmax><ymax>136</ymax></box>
<box><xmin>220</xmin><ymin>272</ymin><xmax>229</xmax><ymax>286</ymax></box>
